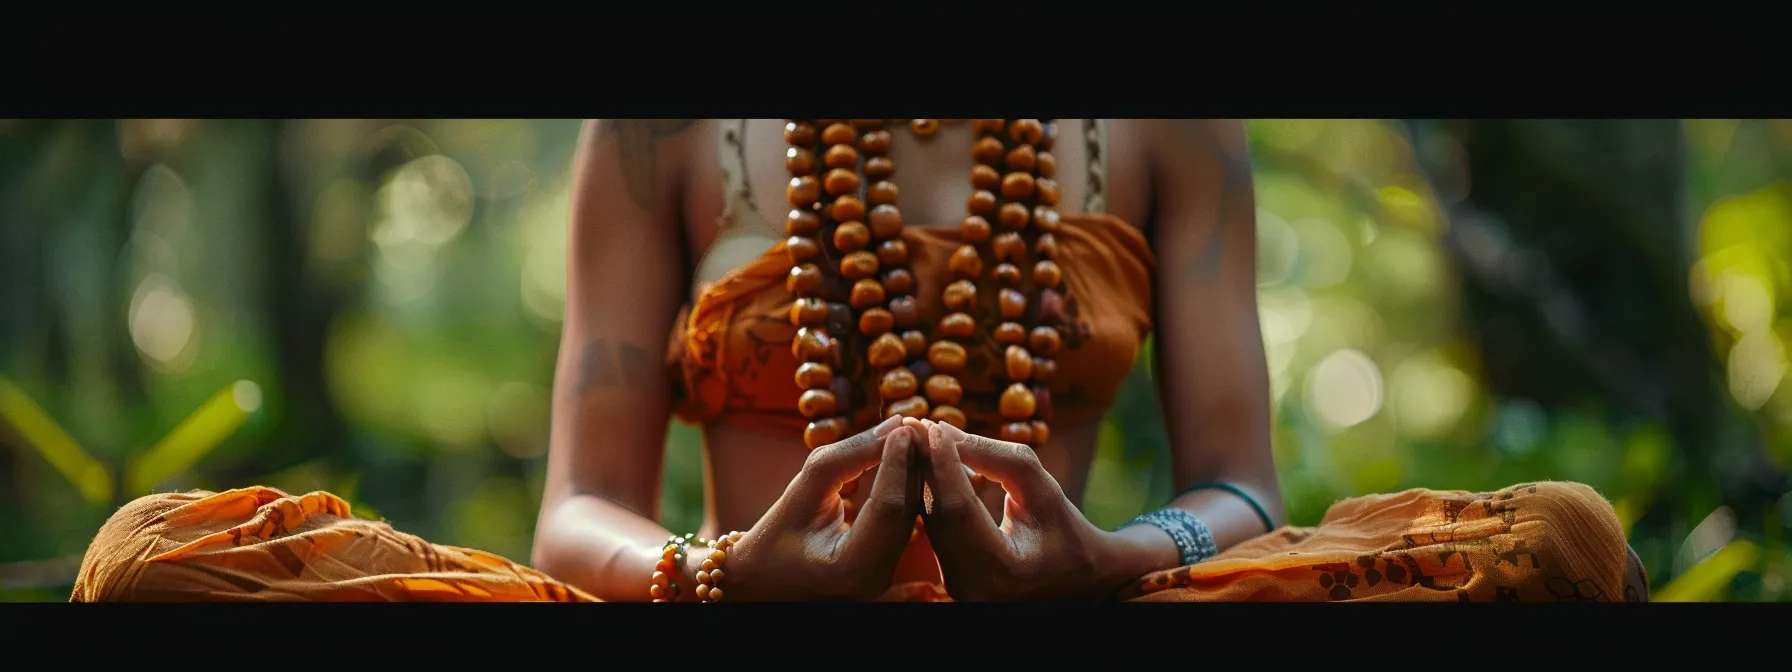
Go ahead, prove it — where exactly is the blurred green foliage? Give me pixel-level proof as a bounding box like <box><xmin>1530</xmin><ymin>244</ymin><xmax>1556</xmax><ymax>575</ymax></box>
<box><xmin>3</xmin><ymin>119</ymin><xmax>1791</xmax><ymax>602</ymax></box>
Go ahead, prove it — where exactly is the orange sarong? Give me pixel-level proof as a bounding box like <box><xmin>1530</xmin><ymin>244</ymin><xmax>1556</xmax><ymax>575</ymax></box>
<box><xmin>69</xmin><ymin>480</ymin><xmax>1643</xmax><ymax>603</ymax></box>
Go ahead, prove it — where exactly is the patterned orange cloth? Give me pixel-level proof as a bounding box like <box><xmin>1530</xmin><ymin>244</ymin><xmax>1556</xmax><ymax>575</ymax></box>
<box><xmin>70</xmin><ymin>481</ymin><xmax>1643</xmax><ymax>603</ymax></box>
<box><xmin>70</xmin><ymin>487</ymin><xmax>593</xmax><ymax>602</ymax></box>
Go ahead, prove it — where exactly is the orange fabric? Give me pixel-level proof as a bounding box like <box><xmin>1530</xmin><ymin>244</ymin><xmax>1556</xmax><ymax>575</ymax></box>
<box><xmin>69</xmin><ymin>487</ymin><xmax>594</xmax><ymax>602</ymax></box>
<box><xmin>1126</xmin><ymin>481</ymin><xmax>1647</xmax><ymax>603</ymax></box>
<box><xmin>71</xmin><ymin>481</ymin><xmax>1642</xmax><ymax>603</ymax></box>
<box><xmin>666</xmin><ymin>213</ymin><xmax>1156</xmax><ymax>437</ymax></box>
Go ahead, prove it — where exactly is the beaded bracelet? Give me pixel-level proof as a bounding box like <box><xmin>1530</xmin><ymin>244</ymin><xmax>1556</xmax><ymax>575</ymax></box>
<box><xmin>695</xmin><ymin>531</ymin><xmax>744</xmax><ymax>603</ymax></box>
<box><xmin>650</xmin><ymin>533</ymin><xmax>705</xmax><ymax>602</ymax></box>
<box><xmin>1124</xmin><ymin>509</ymin><xmax>1219</xmax><ymax>568</ymax></box>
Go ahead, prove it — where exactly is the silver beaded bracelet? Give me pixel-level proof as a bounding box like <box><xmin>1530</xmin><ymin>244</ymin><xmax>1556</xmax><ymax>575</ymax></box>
<box><xmin>1124</xmin><ymin>508</ymin><xmax>1219</xmax><ymax>567</ymax></box>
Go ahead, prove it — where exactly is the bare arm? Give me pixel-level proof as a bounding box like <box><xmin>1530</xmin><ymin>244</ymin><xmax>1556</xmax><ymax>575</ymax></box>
<box><xmin>1104</xmin><ymin>119</ymin><xmax>1287</xmax><ymax>577</ymax></box>
<box><xmin>531</xmin><ymin>119</ymin><xmax>699</xmax><ymax>601</ymax></box>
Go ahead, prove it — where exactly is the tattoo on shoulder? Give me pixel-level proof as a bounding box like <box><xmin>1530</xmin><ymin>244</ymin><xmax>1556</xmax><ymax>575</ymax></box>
<box><xmin>1174</xmin><ymin>119</ymin><xmax>1255</xmax><ymax>281</ymax></box>
<box><xmin>601</xmin><ymin>119</ymin><xmax>698</xmax><ymax>211</ymax></box>
<box><xmin>576</xmin><ymin>339</ymin><xmax>655</xmax><ymax>395</ymax></box>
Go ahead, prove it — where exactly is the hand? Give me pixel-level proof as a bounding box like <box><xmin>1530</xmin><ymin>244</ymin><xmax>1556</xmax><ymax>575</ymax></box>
<box><xmin>916</xmin><ymin>420</ymin><xmax>1141</xmax><ymax>601</ymax></box>
<box><xmin>718</xmin><ymin>415</ymin><xmax>926</xmax><ymax>601</ymax></box>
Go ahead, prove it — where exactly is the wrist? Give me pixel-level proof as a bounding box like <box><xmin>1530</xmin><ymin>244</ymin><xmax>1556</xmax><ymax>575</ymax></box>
<box><xmin>1095</xmin><ymin>524</ymin><xmax>1183</xmax><ymax>593</ymax></box>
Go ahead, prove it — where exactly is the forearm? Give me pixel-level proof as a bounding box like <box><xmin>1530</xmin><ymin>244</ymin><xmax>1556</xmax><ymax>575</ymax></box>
<box><xmin>1096</xmin><ymin>480</ymin><xmax>1282</xmax><ymax>590</ymax></box>
<box><xmin>534</xmin><ymin>493</ymin><xmax>709</xmax><ymax>602</ymax></box>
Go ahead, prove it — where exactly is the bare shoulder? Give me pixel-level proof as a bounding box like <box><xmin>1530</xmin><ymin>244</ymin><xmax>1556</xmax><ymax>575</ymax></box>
<box><xmin>585</xmin><ymin>119</ymin><xmax>710</xmax><ymax>212</ymax></box>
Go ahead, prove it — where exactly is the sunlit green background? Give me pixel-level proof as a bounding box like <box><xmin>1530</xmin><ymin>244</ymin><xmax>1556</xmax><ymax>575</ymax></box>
<box><xmin>3</xmin><ymin>119</ymin><xmax>1790</xmax><ymax>602</ymax></box>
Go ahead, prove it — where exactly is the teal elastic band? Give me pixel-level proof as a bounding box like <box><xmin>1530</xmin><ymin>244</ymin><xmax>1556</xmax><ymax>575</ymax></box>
<box><xmin>1177</xmin><ymin>481</ymin><xmax>1276</xmax><ymax>534</ymax></box>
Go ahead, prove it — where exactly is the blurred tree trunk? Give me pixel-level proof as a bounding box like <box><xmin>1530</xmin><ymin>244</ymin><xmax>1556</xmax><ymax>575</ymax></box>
<box><xmin>1408</xmin><ymin>119</ymin><xmax>1783</xmax><ymax>532</ymax></box>
<box><xmin>230</xmin><ymin>119</ymin><xmax>350</xmax><ymax>482</ymax></box>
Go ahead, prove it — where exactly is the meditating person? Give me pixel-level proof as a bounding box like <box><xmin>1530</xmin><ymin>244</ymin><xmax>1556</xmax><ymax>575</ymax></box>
<box><xmin>70</xmin><ymin>119</ymin><xmax>1649</xmax><ymax>603</ymax></box>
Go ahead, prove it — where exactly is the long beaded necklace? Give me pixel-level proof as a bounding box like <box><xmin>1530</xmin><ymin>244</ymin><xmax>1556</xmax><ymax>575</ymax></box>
<box><xmin>782</xmin><ymin>119</ymin><xmax>1065</xmax><ymax>510</ymax></box>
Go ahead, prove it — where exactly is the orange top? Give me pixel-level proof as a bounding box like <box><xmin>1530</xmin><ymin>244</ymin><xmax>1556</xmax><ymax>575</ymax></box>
<box><xmin>664</xmin><ymin>211</ymin><xmax>1156</xmax><ymax>437</ymax></box>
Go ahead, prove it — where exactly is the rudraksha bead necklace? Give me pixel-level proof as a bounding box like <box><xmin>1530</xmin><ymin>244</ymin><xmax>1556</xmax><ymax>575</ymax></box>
<box><xmin>783</xmin><ymin>119</ymin><xmax>1064</xmax><ymax>510</ymax></box>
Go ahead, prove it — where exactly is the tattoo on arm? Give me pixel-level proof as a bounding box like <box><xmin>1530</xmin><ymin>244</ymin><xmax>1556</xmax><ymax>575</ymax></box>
<box><xmin>575</xmin><ymin>339</ymin><xmax>654</xmax><ymax>396</ymax></box>
<box><xmin>600</xmin><ymin>119</ymin><xmax>698</xmax><ymax>211</ymax></box>
<box><xmin>1173</xmin><ymin>119</ymin><xmax>1255</xmax><ymax>281</ymax></box>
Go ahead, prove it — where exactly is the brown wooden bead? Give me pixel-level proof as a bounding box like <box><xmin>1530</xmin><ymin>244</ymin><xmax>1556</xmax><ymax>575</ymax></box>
<box><xmin>929</xmin><ymin>405</ymin><xmax>968</xmax><ymax>429</ymax></box>
<box><xmin>971</xmin><ymin>119</ymin><xmax>1006</xmax><ymax>136</ymax></box>
<box><xmin>868</xmin><ymin>180</ymin><xmax>899</xmax><ymax>206</ymax></box>
<box><xmin>832</xmin><ymin>195</ymin><xmax>866</xmax><ymax>223</ymax></box>
<box><xmin>900</xmin><ymin>330</ymin><xmax>928</xmax><ymax>358</ymax></box>
<box><xmin>1001</xmin><ymin>172</ymin><xmax>1036</xmax><ymax>200</ymax></box>
<box><xmin>1009</xmin><ymin>119</ymin><xmax>1044</xmax><ymax>145</ymax></box>
<box><xmin>877</xmin><ymin>239</ymin><xmax>908</xmax><ymax>267</ymax></box>
<box><xmin>1040</xmin><ymin>121</ymin><xmax>1057</xmax><ymax>150</ymax></box>
<box><xmin>650</xmin><ymin>584</ymin><xmax>667</xmax><ymax>600</ymax></box>
<box><xmin>792</xmin><ymin>327</ymin><xmax>833</xmax><ymax>361</ymax></box>
<box><xmin>880</xmin><ymin>367</ymin><xmax>919</xmax><ymax>400</ymax></box>
<box><xmin>822</xmin><ymin>123</ymin><xmax>856</xmax><ymax>147</ymax></box>
<box><xmin>798</xmin><ymin>388</ymin><xmax>838</xmax><ymax>418</ymax></box>
<box><xmin>840</xmin><ymin>251</ymin><xmax>880</xmax><ymax>280</ymax></box>
<box><xmin>695</xmin><ymin>584</ymin><xmax>712</xmax><ymax>600</ymax></box>
<box><xmin>882</xmin><ymin>268</ymin><xmax>914</xmax><ymax>296</ymax></box>
<box><xmin>924</xmin><ymin>374</ymin><xmax>964</xmax><ymax>406</ymax></box>
<box><xmin>805</xmin><ymin>417</ymin><xmax>847</xmax><ymax>449</ymax></box>
<box><xmin>1036</xmin><ymin>151</ymin><xmax>1057</xmax><ymax>178</ymax></box>
<box><xmin>850</xmin><ymin>278</ymin><xmax>886</xmax><ymax>309</ymax></box>
<box><xmin>889</xmin><ymin>296</ymin><xmax>919</xmax><ymax>328</ymax></box>
<box><xmin>786</xmin><ymin>147</ymin><xmax>815</xmax><ymax>175</ymax></box>
<box><xmin>1032</xmin><ymin>206</ymin><xmax>1061</xmax><ymax>233</ymax></box>
<box><xmin>831</xmin><ymin>375</ymin><xmax>858</xmax><ymax>414</ymax></box>
<box><xmin>993</xmin><ymin>232</ymin><xmax>1027</xmax><ymax>262</ymax></box>
<box><xmin>960</xmin><ymin>216</ymin><xmax>992</xmax><ymax>243</ymax></box>
<box><xmin>967</xmin><ymin>190</ymin><xmax>997</xmax><ymax>216</ymax></box>
<box><xmin>1032</xmin><ymin>357</ymin><xmax>1057</xmax><ymax>383</ymax></box>
<box><xmin>788</xmin><ymin>176</ymin><xmax>820</xmax><ymax>207</ymax></box>
<box><xmin>1033</xmin><ymin>384</ymin><xmax>1054</xmax><ymax>422</ymax></box>
<box><xmin>1029</xmin><ymin>326</ymin><xmax>1062</xmax><ymax>356</ymax></box>
<box><xmin>865</xmin><ymin>156</ymin><xmax>895</xmax><ymax>180</ymax></box>
<box><xmin>910</xmin><ymin>119</ymin><xmax>939</xmax><ymax>136</ymax></box>
<box><xmin>826</xmin><ymin>302</ymin><xmax>854</xmax><ymax>338</ymax></box>
<box><xmin>928</xmin><ymin>340</ymin><xmax>968</xmax><ymax>373</ymax></box>
<box><xmin>1030</xmin><ymin>420</ymin><xmax>1050</xmax><ymax>446</ymax></box>
<box><xmin>998</xmin><ymin>382</ymin><xmax>1034</xmax><ymax>419</ymax></box>
<box><xmin>787</xmin><ymin>264</ymin><xmax>823</xmax><ymax>295</ymax></box>
<box><xmin>790</xmin><ymin>297</ymin><xmax>828</xmax><ymax>327</ymax></box>
<box><xmin>786</xmin><ymin>210</ymin><xmax>822</xmax><ymax>238</ymax></box>
<box><xmin>794</xmin><ymin>362</ymin><xmax>833</xmax><ymax>389</ymax></box>
<box><xmin>887</xmin><ymin>396</ymin><xmax>930</xmax><ymax>419</ymax></box>
<box><xmin>998</xmin><ymin>288</ymin><xmax>1027</xmax><ymax>319</ymax></box>
<box><xmin>992</xmin><ymin>263</ymin><xmax>1022</xmax><ymax>286</ymax></box>
<box><xmin>860</xmin><ymin>308</ymin><xmax>895</xmax><ymax>335</ymax></box>
<box><xmin>1034</xmin><ymin>259</ymin><xmax>1063</xmax><ymax>288</ymax></box>
<box><xmin>1005</xmin><ymin>145</ymin><xmax>1037</xmax><ymax>172</ymax></box>
<box><xmin>970</xmin><ymin>164</ymin><xmax>1001</xmax><ymax>190</ymax></box>
<box><xmin>824</xmin><ymin>168</ymin><xmax>860</xmax><ymax>197</ymax></box>
<box><xmin>655</xmin><ymin>558</ymin><xmax>674</xmax><ymax>573</ymax></box>
<box><xmin>1034</xmin><ymin>232</ymin><xmax>1060</xmax><ymax>259</ymax></box>
<box><xmin>825</xmin><ymin>144</ymin><xmax>859</xmax><ymax>170</ymax></box>
<box><xmin>972</xmin><ymin>137</ymin><xmax>1006</xmax><ymax>165</ymax></box>
<box><xmin>868</xmin><ymin>205</ymin><xmax>903</xmax><ymax>238</ymax></box>
<box><xmin>868</xmin><ymin>333</ymin><xmax>907</xmax><ymax>369</ymax></box>
<box><xmin>942</xmin><ymin>279</ymin><xmax>977</xmax><ymax>311</ymax></box>
<box><xmin>950</xmin><ymin>245</ymin><xmax>983</xmax><ymax>279</ymax></box>
<box><xmin>995</xmin><ymin>206</ymin><xmax>1026</xmax><ymax>234</ymax></box>
<box><xmin>834</xmin><ymin>222</ymin><xmax>871</xmax><ymax>252</ymax></box>
<box><xmin>1037</xmin><ymin>288</ymin><xmax>1065</xmax><ymax>323</ymax></box>
<box><xmin>1005</xmin><ymin>345</ymin><xmax>1034</xmax><ymax>381</ymax></box>
<box><xmin>1036</xmin><ymin>178</ymin><xmax>1061</xmax><ymax>206</ymax></box>
<box><xmin>940</xmin><ymin>312</ymin><xmax>976</xmax><ymax>338</ymax></box>
<box><xmin>786</xmin><ymin>236</ymin><xmax>821</xmax><ymax>265</ymax></box>
<box><xmin>859</xmin><ymin>130</ymin><xmax>893</xmax><ymax>155</ymax></box>
<box><xmin>785</xmin><ymin>121</ymin><xmax>816</xmax><ymax>146</ymax></box>
<box><xmin>999</xmin><ymin>422</ymin><xmax>1036</xmax><ymax>446</ymax></box>
<box><xmin>994</xmin><ymin>321</ymin><xmax>1027</xmax><ymax>345</ymax></box>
